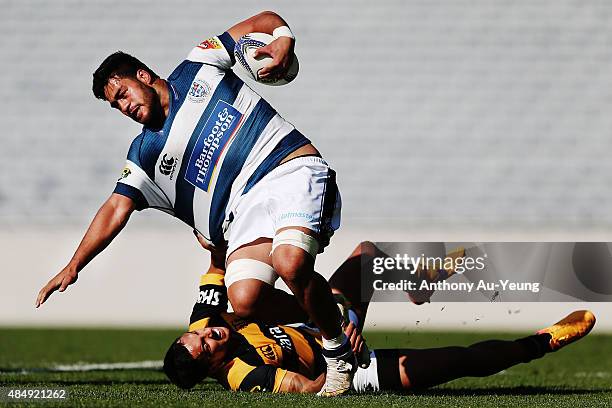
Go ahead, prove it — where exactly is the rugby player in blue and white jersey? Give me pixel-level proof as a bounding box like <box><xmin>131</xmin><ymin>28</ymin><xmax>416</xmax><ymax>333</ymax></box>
<box><xmin>35</xmin><ymin>11</ymin><xmax>354</xmax><ymax>396</ymax></box>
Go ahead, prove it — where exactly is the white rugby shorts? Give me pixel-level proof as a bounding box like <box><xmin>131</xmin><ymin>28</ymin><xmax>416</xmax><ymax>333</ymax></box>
<box><xmin>224</xmin><ymin>156</ymin><xmax>341</xmax><ymax>258</ymax></box>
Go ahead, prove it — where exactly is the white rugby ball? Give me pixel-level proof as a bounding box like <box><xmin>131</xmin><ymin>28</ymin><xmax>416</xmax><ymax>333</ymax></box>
<box><xmin>234</xmin><ymin>32</ymin><xmax>299</xmax><ymax>86</ymax></box>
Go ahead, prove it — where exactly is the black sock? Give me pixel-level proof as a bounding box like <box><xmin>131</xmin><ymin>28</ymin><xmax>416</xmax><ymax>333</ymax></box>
<box><xmin>515</xmin><ymin>333</ymin><xmax>552</xmax><ymax>360</ymax></box>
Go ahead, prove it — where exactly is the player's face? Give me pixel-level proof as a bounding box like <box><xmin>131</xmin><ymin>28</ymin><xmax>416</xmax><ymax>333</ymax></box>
<box><xmin>103</xmin><ymin>73</ymin><xmax>164</xmax><ymax>129</ymax></box>
<box><xmin>178</xmin><ymin>327</ymin><xmax>231</xmax><ymax>371</ymax></box>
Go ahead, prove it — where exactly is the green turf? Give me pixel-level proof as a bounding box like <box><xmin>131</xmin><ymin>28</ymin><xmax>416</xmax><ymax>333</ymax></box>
<box><xmin>0</xmin><ymin>328</ymin><xmax>610</xmax><ymax>407</ymax></box>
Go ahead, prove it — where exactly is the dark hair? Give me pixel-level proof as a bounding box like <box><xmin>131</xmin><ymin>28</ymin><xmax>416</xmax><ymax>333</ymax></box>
<box><xmin>163</xmin><ymin>338</ymin><xmax>209</xmax><ymax>390</ymax></box>
<box><xmin>92</xmin><ymin>51</ymin><xmax>158</xmax><ymax>100</ymax></box>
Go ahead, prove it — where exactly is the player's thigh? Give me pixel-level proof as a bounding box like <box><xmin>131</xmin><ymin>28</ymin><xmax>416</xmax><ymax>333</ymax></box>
<box><xmin>227</xmin><ymin>237</ymin><xmax>273</xmax><ymax>265</ymax></box>
<box><xmin>224</xmin><ymin>156</ymin><xmax>340</xmax><ymax>263</ymax></box>
<box><xmin>271</xmin><ymin>226</ymin><xmax>319</xmax><ymax>282</ymax></box>
<box><xmin>225</xmin><ymin>239</ymin><xmax>277</xmax><ymax>314</ymax></box>
<box><xmin>267</xmin><ymin>159</ymin><xmax>342</xmax><ymax>277</ymax></box>
<box><xmin>269</xmin><ymin>157</ymin><xmax>342</xmax><ymax>254</ymax></box>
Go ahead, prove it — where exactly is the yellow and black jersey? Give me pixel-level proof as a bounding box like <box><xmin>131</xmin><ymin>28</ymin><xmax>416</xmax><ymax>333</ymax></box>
<box><xmin>188</xmin><ymin>273</ymin><xmax>229</xmax><ymax>331</ymax></box>
<box><xmin>186</xmin><ymin>272</ymin><xmax>325</xmax><ymax>392</ymax></box>
<box><xmin>217</xmin><ymin>316</ymin><xmax>325</xmax><ymax>392</ymax></box>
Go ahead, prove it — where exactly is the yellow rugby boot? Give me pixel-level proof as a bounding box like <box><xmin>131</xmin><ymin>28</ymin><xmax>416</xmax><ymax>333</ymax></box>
<box><xmin>536</xmin><ymin>310</ymin><xmax>596</xmax><ymax>351</ymax></box>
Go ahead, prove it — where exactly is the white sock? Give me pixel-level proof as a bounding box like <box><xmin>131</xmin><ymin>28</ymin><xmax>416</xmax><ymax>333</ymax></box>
<box><xmin>322</xmin><ymin>333</ymin><xmax>347</xmax><ymax>350</ymax></box>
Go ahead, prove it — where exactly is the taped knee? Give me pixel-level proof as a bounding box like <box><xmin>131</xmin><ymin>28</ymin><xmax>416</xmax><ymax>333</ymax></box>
<box><xmin>271</xmin><ymin>229</ymin><xmax>320</xmax><ymax>259</ymax></box>
<box><xmin>225</xmin><ymin>259</ymin><xmax>278</xmax><ymax>288</ymax></box>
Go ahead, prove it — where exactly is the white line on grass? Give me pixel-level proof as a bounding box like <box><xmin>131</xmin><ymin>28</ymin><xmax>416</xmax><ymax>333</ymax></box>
<box><xmin>574</xmin><ymin>371</ymin><xmax>610</xmax><ymax>378</ymax></box>
<box><xmin>0</xmin><ymin>360</ymin><xmax>163</xmax><ymax>374</ymax></box>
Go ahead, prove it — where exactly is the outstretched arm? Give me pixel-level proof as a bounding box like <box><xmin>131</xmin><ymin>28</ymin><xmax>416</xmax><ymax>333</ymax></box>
<box><xmin>35</xmin><ymin>193</ymin><xmax>136</xmax><ymax>307</ymax></box>
<box><xmin>227</xmin><ymin>11</ymin><xmax>295</xmax><ymax>80</ymax></box>
<box><xmin>279</xmin><ymin>371</ymin><xmax>325</xmax><ymax>393</ymax></box>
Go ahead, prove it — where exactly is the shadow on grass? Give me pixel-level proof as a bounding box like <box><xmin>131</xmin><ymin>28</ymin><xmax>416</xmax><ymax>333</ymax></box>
<box><xmin>410</xmin><ymin>386</ymin><xmax>611</xmax><ymax>396</ymax></box>
<box><xmin>3</xmin><ymin>379</ymin><xmax>610</xmax><ymax>396</ymax></box>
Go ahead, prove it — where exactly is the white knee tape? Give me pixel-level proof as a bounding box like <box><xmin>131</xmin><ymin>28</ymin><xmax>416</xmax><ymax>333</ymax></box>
<box><xmin>225</xmin><ymin>259</ymin><xmax>278</xmax><ymax>288</ymax></box>
<box><xmin>271</xmin><ymin>229</ymin><xmax>320</xmax><ymax>258</ymax></box>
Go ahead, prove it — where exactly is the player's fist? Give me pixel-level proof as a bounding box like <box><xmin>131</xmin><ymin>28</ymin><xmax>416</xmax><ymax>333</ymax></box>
<box><xmin>35</xmin><ymin>265</ymin><xmax>78</xmax><ymax>308</ymax></box>
<box><xmin>254</xmin><ymin>36</ymin><xmax>294</xmax><ymax>79</ymax></box>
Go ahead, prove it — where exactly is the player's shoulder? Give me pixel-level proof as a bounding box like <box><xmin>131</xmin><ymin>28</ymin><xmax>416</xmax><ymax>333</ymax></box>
<box><xmin>183</xmin><ymin>32</ymin><xmax>236</xmax><ymax>69</ymax></box>
<box><xmin>125</xmin><ymin>131</ymin><xmax>145</xmax><ymax>165</ymax></box>
<box><xmin>165</xmin><ymin>32</ymin><xmax>237</xmax><ymax>101</ymax></box>
<box><xmin>220</xmin><ymin>355</ymin><xmax>255</xmax><ymax>389</ymax></box>
<box><xmin>167</xmin><ymin>59</ymin><xmax>204</xmax><ymax>82</ymax></box>
<box><xmin>124</xmin><ymin>128</ymin><xmax>166</xmax><ymax>179</ymax></box>
<box><xmin>189</xmin><ymin>32</ymin><xmax>235</xmax><ymax>59</ymax></box>
<box><xmin>221</xmin><ymin>356</ymin><xmax>281</xmax><ymax>393</ymax></box>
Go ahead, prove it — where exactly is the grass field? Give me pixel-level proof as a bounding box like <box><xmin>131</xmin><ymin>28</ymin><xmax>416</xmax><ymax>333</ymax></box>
<box><xmin>0</xmin><ymin>328</ymin><xmax>610</xmax><ymax>407</ymax></box>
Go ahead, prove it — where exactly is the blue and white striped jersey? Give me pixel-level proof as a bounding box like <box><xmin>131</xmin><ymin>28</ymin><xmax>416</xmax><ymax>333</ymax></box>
<box><xmin>114</xmin><ymin>32</ymin><xmax>310</xmax><ymax>245</ymax></box>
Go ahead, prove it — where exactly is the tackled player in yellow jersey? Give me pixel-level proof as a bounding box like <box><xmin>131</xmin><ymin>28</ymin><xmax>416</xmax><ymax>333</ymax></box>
<box><xmin>175</xmin><ymin>272</ymin><xmax>324</xmax><ymax>392</ymax></box>
<box><xmin>163</xmin><ymin>241</ymin><xmax>596</xmax><ymax>393</ymax></box>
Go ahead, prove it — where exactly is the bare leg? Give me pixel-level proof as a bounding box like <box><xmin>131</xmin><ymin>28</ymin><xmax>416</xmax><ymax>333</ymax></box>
<box><xmin>328</xmin><ymin>241</ymin><xmax>383</xmax><ymax>326</ymax></box>
<box><xmin>227</xmin><ymin>279</ymin><xmax>307</xmax><ymax>324</ymax></box>
<box><xmin>272</xmin><ymin>227</ymin><xmax>342</xmax><ymax>340</ymax></box>
<box><xmin>225</xmin><ymin>236</ymin><xmax>359</xmax><ymax>331</ymax></box>
<box><xmin>226</xmin><ymin>240</ymin><xmax>383</xmax><ymax>329</ymax></box>
<box><xmin>226</xmin><ymin>238</ymin><xmax>308</xmax><ymax>324</ymax></box>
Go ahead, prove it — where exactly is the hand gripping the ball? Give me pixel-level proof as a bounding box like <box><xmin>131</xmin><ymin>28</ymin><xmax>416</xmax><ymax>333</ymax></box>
<box><xmin>253</xmin><ymin>36</ymin><xmax>295</xmax><ymax>80</ymax></box>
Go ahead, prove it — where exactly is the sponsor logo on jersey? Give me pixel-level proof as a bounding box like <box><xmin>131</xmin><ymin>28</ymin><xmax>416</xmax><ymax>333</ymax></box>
<box><xmin>197</xmin><ymin>37</ymin><xmax>222</xmax><ymax>50</ymax></box>
<box><xmin>197</xmin><ymin>288</ymin><xmax>221</xmax><ymax>306</ymax></box>
<box><xmin>185</xmin><ymin>101</ymin><xmax>243</xmax><ymax>192</ymax></box>
<box><xmin>260</xmin><ymin>345</ymin><xmax>277</xmax><ymax>361</ymax></box>
<box><xmin>159</xmin><ymin>154</ymin><xmax>178</xmax><ymax>179</ymax></box>
<box><xmin>118</xmin><ymin>167</ymin><xmax>131</xmax><ymax>181</ymax></box>
<box><xmin>267</xmin><ymin>326</ymin><xmax>294</xmax><ymax>353</ymax></box>
<box><xmin>187</xmin><ymin>79</ymin><xmax>211</xmax><ymax>103</ymax></box>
